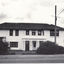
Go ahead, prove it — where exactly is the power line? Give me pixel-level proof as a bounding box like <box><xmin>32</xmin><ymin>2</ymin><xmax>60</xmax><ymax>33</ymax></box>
<box><xmin>58</xmin><ymin>9</ymin><xmax>64</xmax><ymax>15</ymax></box>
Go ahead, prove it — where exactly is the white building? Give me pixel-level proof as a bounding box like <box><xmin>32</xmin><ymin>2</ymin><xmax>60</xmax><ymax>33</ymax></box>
<box><xmin>0</xmin><ymin>22</ymin><xmax>64</xmax><ymax>51</ymax></box>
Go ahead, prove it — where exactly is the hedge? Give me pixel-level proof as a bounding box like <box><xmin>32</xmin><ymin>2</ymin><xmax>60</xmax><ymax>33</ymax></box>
<box><xmin>36</xmin><ymin>41</ymin><xmax>64</xmax><ymax>54</ymax></box>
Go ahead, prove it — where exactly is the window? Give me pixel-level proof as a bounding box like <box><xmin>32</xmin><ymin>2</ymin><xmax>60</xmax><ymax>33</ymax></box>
<box><xmin>38</xmin><ymin>30</ymin><xmax>41</xmax><ymax>35</ymax></box>
<box><xmin>32</xmin><ymin>30</ymin><xmax>36</xmax><ymax>35</ymax></box>
<box><xmin>50</xmin><ymin>30</ymin><xmax>59</xmax><ymax>36</ymax></box>
<box><xmin>43</xmin><ymin>30</ymin><xmax>44</xmax><ymax>36</ymax></box>
<box><xmin>33</xmin><ymin>41</ymin><xmax>36</xmax><ymax>47</ymax></box>
<box><xmin>15</xmin><ymin>30</ymin><xmax>19</xmax><ymax>36</ymax></box>
<box><xmin>10</xmin><ymin>30</ymin><xmax>13</xmax><ymax>36</ymax></box>
<box><xmin>25</xmin><ymin>41</ymin><xmax>29</xmax><ymax>44</ymax></box>
<box><xmin>10</xmin><ymin>42</ymin><xmax>18</xmax><ymax>47</ymax></box>
<box><xmin>39</xmin><ymin>41</ymin><xmax>43</xmax><ymax>46</ymax></box>
<box><xmin>26</xmin><ymin>30</ymin><xmax>29</xmax><ymax>35</ymax></box>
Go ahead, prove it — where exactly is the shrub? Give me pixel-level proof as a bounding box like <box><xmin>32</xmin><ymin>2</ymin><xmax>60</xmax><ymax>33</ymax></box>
<box><xmin>0</xmin><ymin>40</ymin><xmax>8</xmax><ymax>55</ymax></box>
<box><xmin>57</xmin><ymin>46</ymin><xmax>64</xmax><ymax>54</ymax></box>
<box><xmin>36</xmin><ymin>41</ymin><xmax>64</xmax><ymax>54</ymax></box>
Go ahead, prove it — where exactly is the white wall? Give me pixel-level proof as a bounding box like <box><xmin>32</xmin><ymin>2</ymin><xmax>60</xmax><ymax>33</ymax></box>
<box><xmin>0</xmin><ymin>30</ymin><xmax>25</xmax><ymax>50</ymax></box>
<box><xmin>44</xmin><ymin>30</ymin><xmax>64</xmax><ymax>47</ymax></box>
<box><xmin>44</xmin><ymin>30</ymin><xmax>55</xmax><ymax>42</ymax></box>
<box><xmin>0</xmin><ymin>30</ymin><xmax>64</xmax><ymax>50</ymax></box>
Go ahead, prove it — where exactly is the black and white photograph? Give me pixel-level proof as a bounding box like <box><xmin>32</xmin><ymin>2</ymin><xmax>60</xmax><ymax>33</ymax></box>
<box><xmin>0</xmin><ymin>0</ymin><xmax>64</xmax><ymax>63</ymax></box>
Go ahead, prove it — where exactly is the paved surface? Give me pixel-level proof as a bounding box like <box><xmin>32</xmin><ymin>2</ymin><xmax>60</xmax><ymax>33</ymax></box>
<box><xmin>0</xmin><ymin>54</ymin><xmax>64</xmax><ymax>63</ymax></box>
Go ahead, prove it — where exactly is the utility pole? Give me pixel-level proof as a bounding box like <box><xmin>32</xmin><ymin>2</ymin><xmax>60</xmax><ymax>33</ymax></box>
<box><xmin>52</xmin><ymin>5</ymin><xmax>64</xmax><ymax>44</ymax></box>
<box><xmin>55</xmin><ymin>5</ymin><xmax>57</xmax><ymax>44</ymax></box>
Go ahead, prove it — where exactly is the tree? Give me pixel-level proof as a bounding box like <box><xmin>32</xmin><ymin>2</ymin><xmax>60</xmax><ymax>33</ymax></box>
<box><xmin>0</xmin><ymin>40</ymin><xmax>8</xmax><ymax>55</ymax></box>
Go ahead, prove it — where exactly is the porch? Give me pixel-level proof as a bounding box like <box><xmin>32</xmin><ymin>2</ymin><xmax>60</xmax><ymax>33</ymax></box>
<box><xmin>22</xmin><ymin>36</ymin><xmax>46</xmax><ymax>51</ymax></box>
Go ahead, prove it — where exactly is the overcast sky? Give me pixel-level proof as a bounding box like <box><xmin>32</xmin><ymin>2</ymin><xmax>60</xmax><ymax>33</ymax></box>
<box><xmin>0</xmin><ymin>0</ymin><xmax>64</xmax><ymax>27</ymax></box>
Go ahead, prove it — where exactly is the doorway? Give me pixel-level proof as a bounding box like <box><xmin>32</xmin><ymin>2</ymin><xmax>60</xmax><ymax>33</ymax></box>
<box><xmin>25</xmin><ymin>41</ymin><xmax>29</xmax><ymax>51</ymax></box>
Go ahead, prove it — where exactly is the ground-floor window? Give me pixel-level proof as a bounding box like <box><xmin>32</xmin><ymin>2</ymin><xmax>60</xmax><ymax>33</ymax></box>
<box><xmin>10</xmin><ymin>42</ymin><xmax>18</xmax><ymax>47</ymax></box>
<box><xmin>32</xmin><ymin>41</ymin><xmax>36</xmax><ymax>47</ymax></box>
<box><xmin>39</xmin><ymin>41</ymin><xmax>43</xmax><ymax>46</ymax></box>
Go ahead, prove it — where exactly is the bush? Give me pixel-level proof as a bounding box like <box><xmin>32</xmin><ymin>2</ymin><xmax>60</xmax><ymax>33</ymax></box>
<box><xmin>36</xmin><ymin>41</ymin><xmax>64</xmax><ymax>54</ymax></box>
<box><xmin>57</xmin><ymin>46</ymin><xmax>64</xmax><ymax>54</ymax></box>
<box><xmin>0</xmin><ymin>40</ymin><xmax>8</xmax><ymax>55</ymax></box>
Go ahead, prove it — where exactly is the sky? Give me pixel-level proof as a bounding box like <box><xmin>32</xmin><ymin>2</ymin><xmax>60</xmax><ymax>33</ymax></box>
<box><xmin>0</xmin><ymin>0</ymin><xmax>64</xmax><ymax>27</ymax></box>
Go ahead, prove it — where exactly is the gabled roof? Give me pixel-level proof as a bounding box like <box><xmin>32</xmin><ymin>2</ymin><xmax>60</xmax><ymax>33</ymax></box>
<box><xmin>0</xmin><ymin>22</ymin><xmax>64</xmax><ymax>30</ymax></box>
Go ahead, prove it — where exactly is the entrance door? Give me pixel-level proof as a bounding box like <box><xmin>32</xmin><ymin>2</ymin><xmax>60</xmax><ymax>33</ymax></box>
<box><xmin>25</xmin><ymin>41</ymin><xmax>29</xmax><ymax>51</ymax></box>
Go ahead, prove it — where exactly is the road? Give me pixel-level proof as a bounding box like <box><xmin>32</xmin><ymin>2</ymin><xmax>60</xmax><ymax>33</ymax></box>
<box><xmin>0</xmin><ymin>54</ymin><xmax>64</xmax><ymax>63</ymax></box>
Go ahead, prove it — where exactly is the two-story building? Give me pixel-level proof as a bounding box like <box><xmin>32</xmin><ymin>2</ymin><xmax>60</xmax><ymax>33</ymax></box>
<box><xmin>0</xmin><ymin>22</ymin><xmax>64</xmax><ymax>51</ymax></box>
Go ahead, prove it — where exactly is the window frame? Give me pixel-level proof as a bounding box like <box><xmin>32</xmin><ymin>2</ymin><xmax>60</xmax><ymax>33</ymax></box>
<box><xmin>10</xmin><ymin>42</ymin><xmax>18</xmax><ymax>47</ymax></box>
<box><xmin>38</xmin><ymin>30</ymin><xmax>41</xmax><ymax>35</ymax></box>
<box><xmin>32</xmin><ymin>41</ymin><xmax>36</xmax><ymax>47</ymax></box>
<box><xmin>39</xmin><ymin>41</ymin><xmax>43</xmax><ymax>46</ymax></box>
<box><xmin>26</xmin><ymin>30</ymin><xmax>29</xmax><ymax>35</ymax></box>
<box><xmin>32</xmin><ymin>30</ymin><xmax>36</xmax><ymax>35</ymax></box>
<box><xmin>15</xmin><ymin>30</ymin><xmax>19</xmax><ymax>36</ymax></box>
<box><xmin>43</xmin><ymin>30</ymin><xmax>44</xmax><ymax>36</ymax></box>
<box><xmin>10</xmin><ymin>30</ymin><xmax>13</xmax><ymax>36</ymax></box>
<box><xmin>50</xmin><ymin>30</ymin><xmax>59</xmax><ymax>36</ymax></box>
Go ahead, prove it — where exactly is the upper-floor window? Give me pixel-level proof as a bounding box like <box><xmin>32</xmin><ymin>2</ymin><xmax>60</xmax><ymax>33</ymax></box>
<box><xmin>10</xmin><ymin>30</ymin><xmax>13</xmax><ymax>36</ymax></box>
<box><xmin>10</xmin><ymin>42</ymin><xmax>18</xmax><ymax>47</ymax></box>
<box><xmin>50</xmin><ymin>30</ymin><xmax>59</xmax><ymax>36</ymax></box>
<box><xmin>38</xmin><ymin>30</ymin><xmax>41</xmax><ymax>35</ymax></box>
<box><xmin>32</xmin><ymin>30</ymin><xmax>36</xmax><ymax>35</ymax></box>
<box><xmin>26</xmin><ymin>30</ymin><xmax>29</xmax><ymax>35</ymax></box>
<box><xmin>15</xmin><ymin>30</ymin><xmax>19</xmax><ymax>36</ymax></box>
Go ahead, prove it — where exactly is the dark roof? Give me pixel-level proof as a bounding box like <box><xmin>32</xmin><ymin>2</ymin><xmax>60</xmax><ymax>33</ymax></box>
<box><xmin>0</xmin><ymin>22</ymin><xmax>64</xmax><ymax>30</ymax></box>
